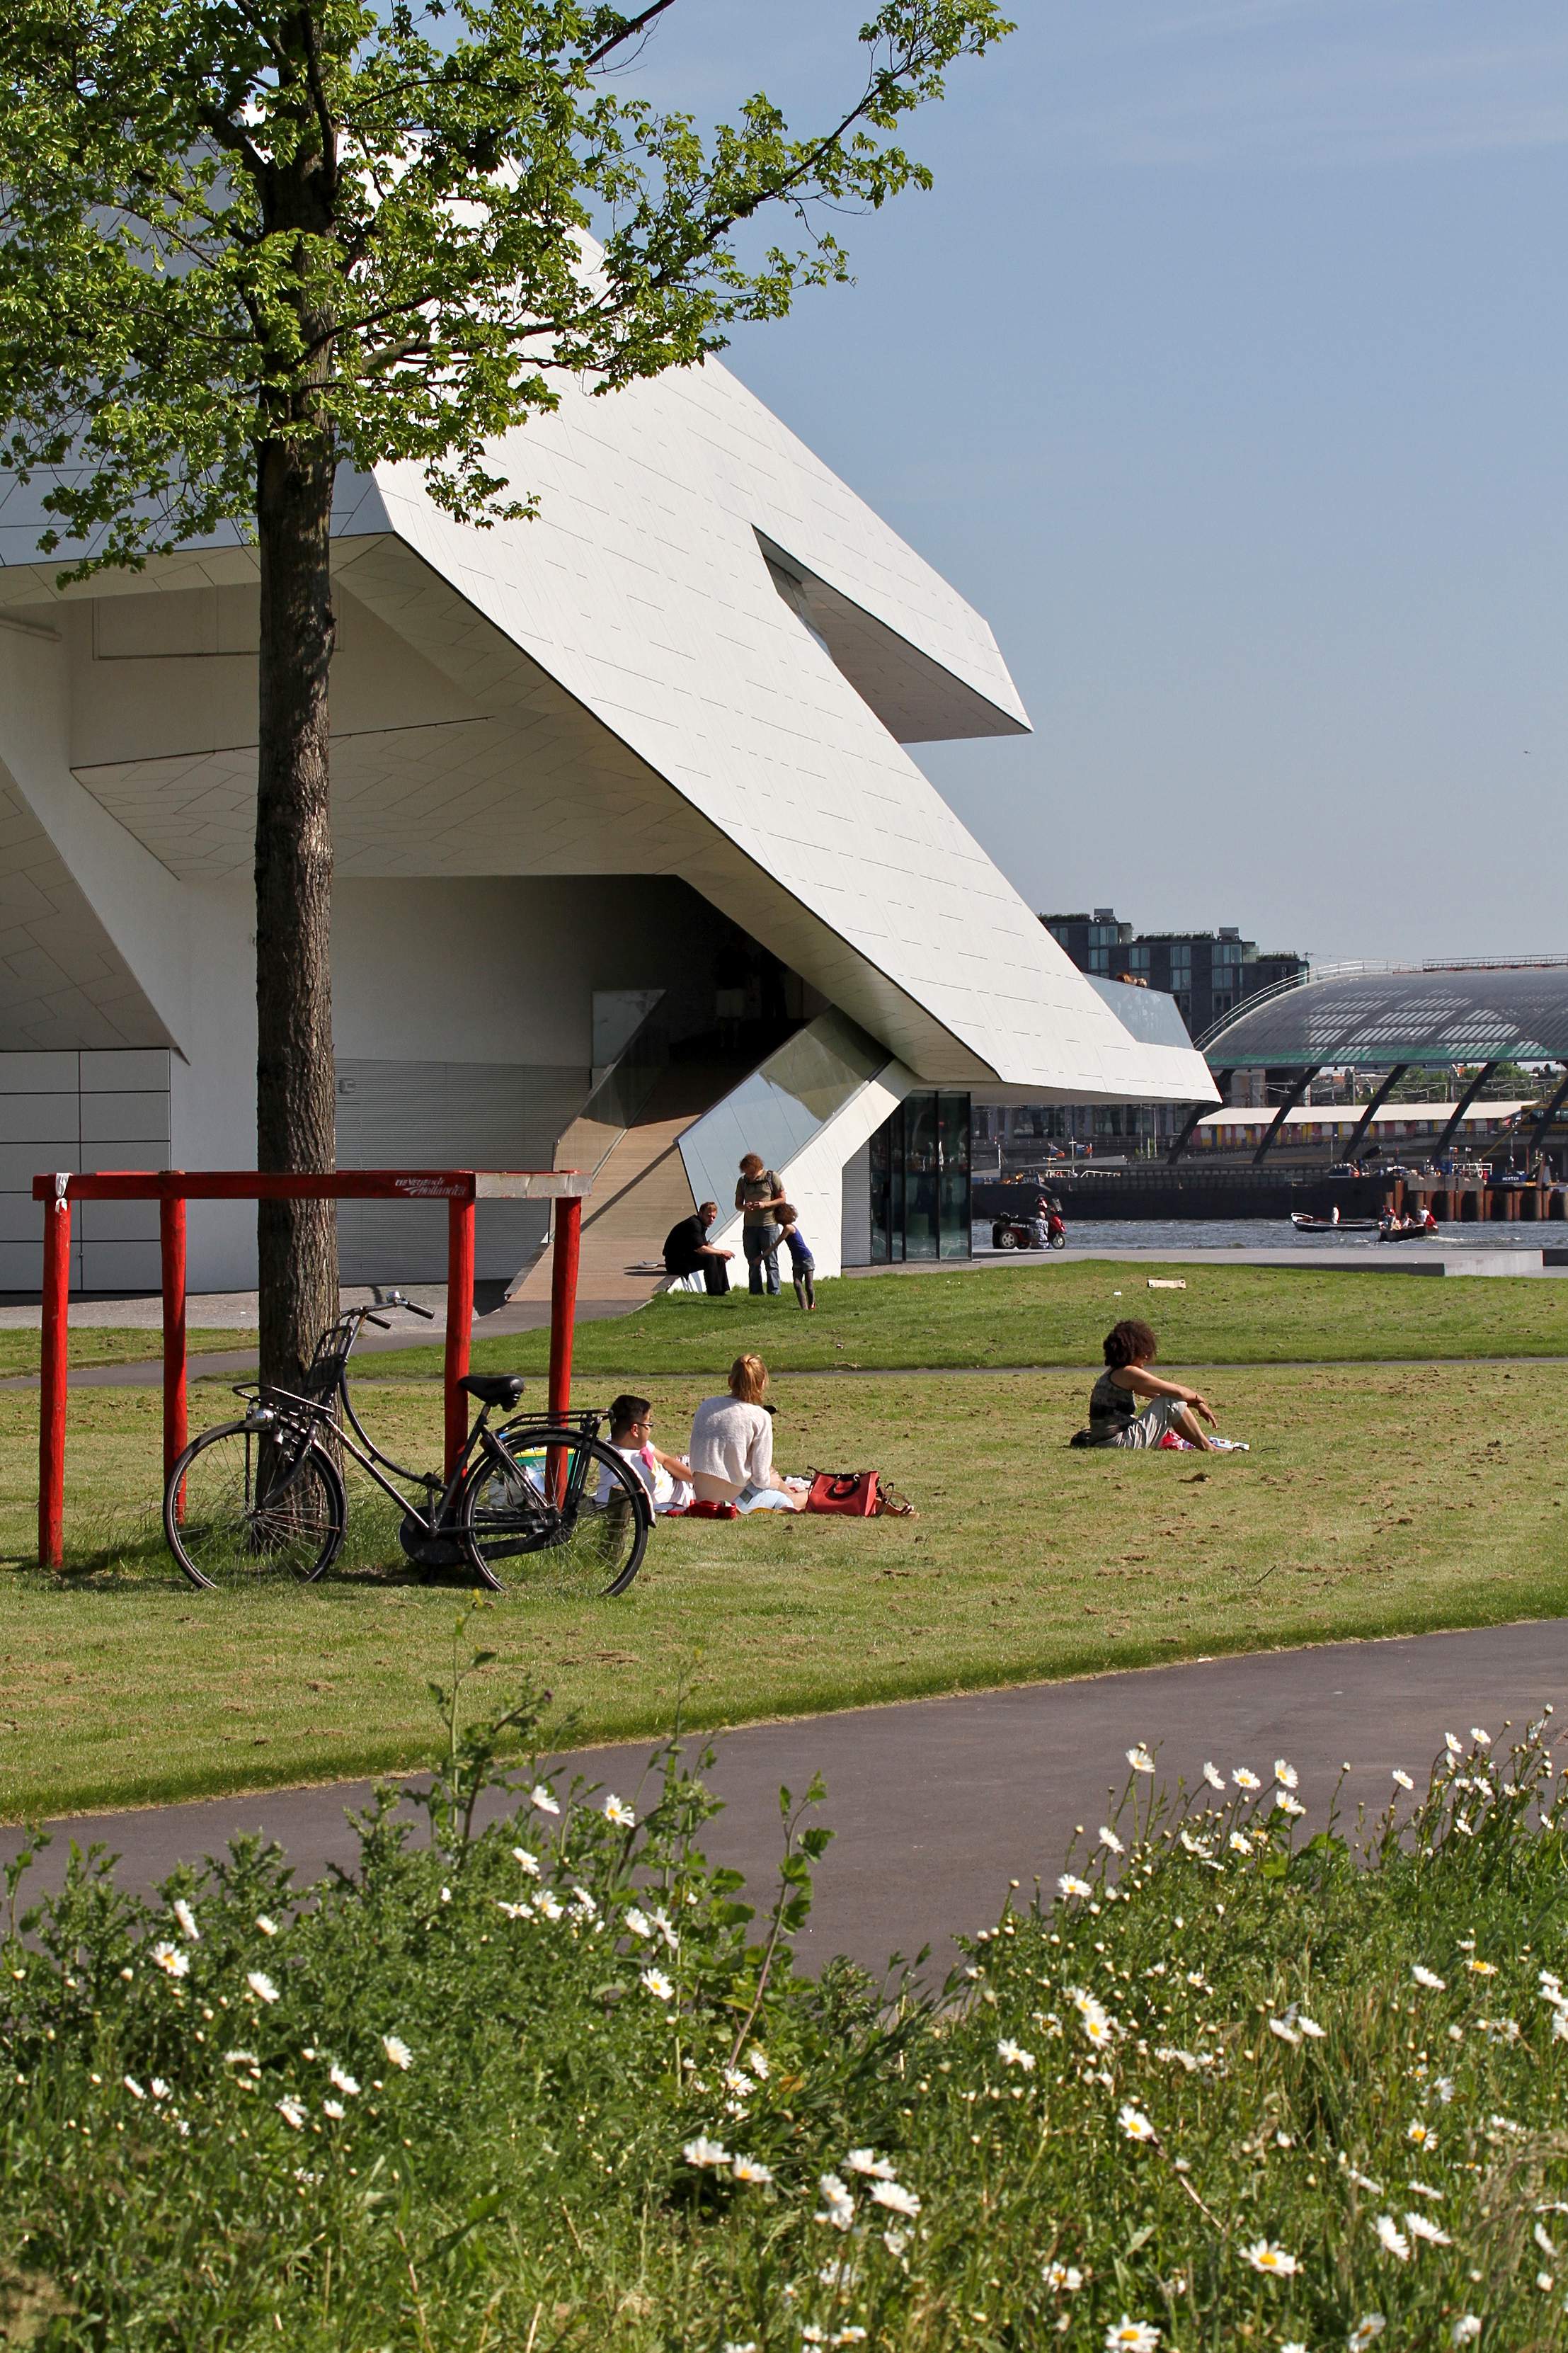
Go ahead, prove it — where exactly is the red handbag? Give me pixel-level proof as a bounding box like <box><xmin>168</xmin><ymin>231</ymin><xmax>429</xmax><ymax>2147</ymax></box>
<box><xmin>805</xmin><ymin>1470</ymin><xmax>881</xmax><ymax>1516</ymax></box>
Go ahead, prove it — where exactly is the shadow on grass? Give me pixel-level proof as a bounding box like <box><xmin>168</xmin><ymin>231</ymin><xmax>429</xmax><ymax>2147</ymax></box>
<box><xmin>39</xmin><ymin>1483</ymin><xmax>491</xmax><ymax>1596</ymax></box>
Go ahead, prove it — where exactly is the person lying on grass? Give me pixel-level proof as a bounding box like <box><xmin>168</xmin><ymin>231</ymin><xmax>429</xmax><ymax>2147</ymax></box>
<box><xmin>689</xmin><ymin>1353</ymin><xmax>806</xmax><ymax>1512</ymax></box>
<box><xmin>1084</xmin><ymin>1317</ymin><xmax>1220</xmax><ymax>1452</ymax></box>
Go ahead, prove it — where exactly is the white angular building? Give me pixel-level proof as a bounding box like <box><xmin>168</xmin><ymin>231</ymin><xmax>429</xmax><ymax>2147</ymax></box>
<box><xmin>0</xmin><ymin>353</ymin><xmax>1215</xmax><ymax>1299</ymax></box>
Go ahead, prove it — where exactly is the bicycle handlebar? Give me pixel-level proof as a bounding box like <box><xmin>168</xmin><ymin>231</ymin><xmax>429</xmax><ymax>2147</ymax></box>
<box><xmin>365</xmin><ymin>1313</ymin><xmax>390</xmax><ymax>1329</ymax></box>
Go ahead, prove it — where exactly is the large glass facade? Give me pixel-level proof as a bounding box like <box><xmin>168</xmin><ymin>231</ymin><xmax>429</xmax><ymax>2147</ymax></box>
<box><xmin>868</xmin><ymin>1092</ymin><xmax>971</xmax><ymax>1261</ymax></box>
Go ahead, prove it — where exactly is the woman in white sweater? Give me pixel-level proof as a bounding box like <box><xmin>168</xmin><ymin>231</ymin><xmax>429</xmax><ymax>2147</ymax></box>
<box><xmin>688</xmin><ymin>1355</ymin><xmax>805</xmax><ymax>1512</ymax></box>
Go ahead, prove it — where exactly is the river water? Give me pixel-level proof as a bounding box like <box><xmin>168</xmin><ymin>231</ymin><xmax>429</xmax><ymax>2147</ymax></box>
<box><xmin>970</xmin><ymin>1218</ymin><xmax>1563</xmax><ymax>1255</ymax></box>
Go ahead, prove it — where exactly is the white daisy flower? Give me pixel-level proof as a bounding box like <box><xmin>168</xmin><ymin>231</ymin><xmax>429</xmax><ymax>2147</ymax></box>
<box><xmin>997</xmin><ymin>2039</ymin><xmax>1036</xmax><ymax>2071</ymax></box>
<box><xmin>1407</xmin><ymin>2212</ymin><xmax>1451</xmax><ymax>2247</ymax></box>
<box><xmin>1375</xmin><ymin>2216</ymin><xmax>1410</xmax><ymax>2262</ymax></box>
<box><xmin>149</xmin><ymin>1942</ymin><xmax>188</xmax><ymax>1979</ymax></box>
<box><xmin>568</xmin><ymin>1886</ymin><xmax>598</xmax><ymax>1922</ymax></box>
<box><xmin>1044</xmin><ymin>2262</ymin><xmax>1084</xmax><ymax>2291</ymax></box>
<box><xmin>881</xmin><ymin>2228</ymin><xmax>910</xmax><ymax>2257</ymax></box>
<box><xmin>223</xmin><ymin>2050</ymin><xmax>259</xmax><ymax>2068</ymax></box>
<box><xmin>845</xmin><ymin>2149</ymin><xmax>897</xmax><ymax>2179</ymax></box>
<box><xmin>1406</xmin><ymin>2120</ymin><xmax>1436</xmax><ymax>2148</ymax></box>
<box><xmin>381</xmin><ymin>2036</ymin><xmax>413</xmax><ymax>2070</ymax></box>
<box><xmin>731</xmin><ymin>2155</ymin><xmax>773</xmax><ymax>2184</ymax></box>
<box><xmin>1407</xmin><ymin>2180</ymin><xmax>1443</xmax><ymax>2201</ymax></box>
<box><xmin>327</xmin><ymin>2064</ymin><xmax>359</xmax><ymax>2097</ymax></box>
<box><xmin>1349</xmin><ymin>2320</ymin><xmax>1386</xmax><ymax>2350</ymax></box>
<box><xmin>640</xmin><ymin>1967</ymin><xmax>675</xmax><ymax>2001</ymax></box>
<box><xmin>172</xmin><ymin>1898</ymin><xmax>200</xmax><ymax>1943</ymax></box>
<box><xmin>1201</xmin><ymin>1762</ymin><xmax>1227</xmax><ymax>1792</ymax></box>
<box><xmin>1451</xmin><ymin>2320</ymin><xmax>1482</xmax><ymax>2345</ymax></box>
<box><xmin>1126</xmin><ymin>1746</ymin><xmax>1156</xmax><ymax>1775</ymax></box>
<box><xmin>1269</xmin><ymin>2017</ymin><xmax>1302</xmax><ymax>2046</ymax></box>
<box><xmin>648</xmin><ymin>1905</ymin><xmax>680</xmax><ymax>1951</ymax></box>
<box><xmin>869</xmin><ymin>2180</ymin><xmax>920</xmax><ymax>2218</ymax></box>
<box><xmin>1099</xmin><ymin>1827</ymin><xmax>1126</xmax><ymax>1855</ymax></box>
<box><xmin>1392</xmin><ymin>1769</ymin><xmax>1414</xmax><ymax>1791</ymax></box>
<box><xmin>1276</xmin><ymin>1792</ymin><xmax>1307</xmax><ymax>1818</ymax></box>
<box><xmin>1103</xmin><ymin>2319</ymin><xmax>1160</xmax><ymax>2351</ymax></box>
<box><xmin>1411</xmin><ymin>1966</ymin><xmax>1446</xmax><ymax>1990</ymax></box>
<box><xmin>254</xmin><ymin>1915</ymin><xmax>279</xmax><ymax>1937</ymax></box>
<box><xmin>1444</xmin><ymin>1733</ymin><xmax>1463</xmax><ymax>1756</ymax></box>
<box><xmin>246</xmin><ymin>1971</ymin><xmax>280</xmax><ymax>2005</ymax></box>
<box><xmin>496</xmin><ymin>1900</ymin><xmax>533</xmax><ymax>1921</ymax></box>
<box><xmin>530</xmin><ymin>1784</ymin><xmax>561</xmax><ymax>1815</ymax></box>
<box><xmin>748</xmin><ymin>2046</ymin><xmax>769</xmax><ymax>2078</ymax></box>
<box><xmin>1471</xmin><ymin>1727</ymin><xmax>1492</xmax><ymax>1747</ymax></box>
<box><xmin>1535</xmin><ymin>2222</ymin><xmax>1558</xmax><ymax>2260</ymax></box>
<box><xmin>1228</xmin><ymin>1830</ymin><xmax>1253</xmax><ymax>1856</ymax></box>
<box><xmin>122</xmin><ymin>2075</ymin><xmax>145</xmax><ymax>2100</ymax></box>
<box><xmin>510</xmin><ymin>1847</ymin><xmax>541</xmax><ymax>1877</ymax></box>
<box><xmin>1242</xmin><ymin>2240</ymin><xmax>1299</xmax><ymax>2277</ymax></box>
<box><xmin>601</xmin><ymin>1794</ymin><xmax>635</xmax><ymax>1827</ymax></box>
<box><xmin>682</xmin><ymin>2136</ymin><xmax>730</xmax><ymax>2169</ymax></box>
<box><xmin>322</xmin><ymin>2098</ymin><xmax>345</xmax><ymax>2120</ymax></box>
<box><xmin>534</xmin><ymin>1891</ymin><xmax>563</xmax><ymax>1922</ymax></box>
<box><xmin>1274</xmin><ymin>1760</ymin><xmax>1298</xmax><ymax>1789</ymax></box>
<box><xmin>1118</xmin><ymin>2104</ymin><xmax>1156</xmax><ymax>2142</ymax></box>
<box><xmin>1058</xmin><ymin>1874</ymin><xmax>1093</xmax><ymax>1899</ymax></box>
<box><xmin>1298</xmin><ymin>2015</ymin><xmax>1326</xmax><ymax>2039</ymax></box>
<box><xmin>1232</xmin><ymin>1767</ymin><xmax>1261</xmax><ymax>1791</ymax></box>
<box><xmin>623</xmin><ymin>1907</ymin><xmax>651</xmax><ymax>1938</ymax></box>
<box><xmin>1467</xmin><ymin>1958</ymin><xmax>1498</xmax><ymax>1976</ymax></box>
<box><xmin>275</xmin><ymin>2097</ymin><xmax>307</xmax><ymax>2130</ymax></box>
<box><xmin>816</xmin><ymin>2173</ymin><xmax>855</xmax><ymax>2228</ymax></box>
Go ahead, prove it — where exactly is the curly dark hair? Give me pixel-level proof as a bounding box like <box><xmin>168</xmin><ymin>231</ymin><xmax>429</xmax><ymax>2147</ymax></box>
<box><xmin>1103</xmin><ymin>1318</ymin><xmax>1157</xmax><ymax>1369</ymax></box>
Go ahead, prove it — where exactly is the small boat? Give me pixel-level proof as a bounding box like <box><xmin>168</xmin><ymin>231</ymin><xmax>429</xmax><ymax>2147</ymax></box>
<box><xmin>1290</xmin><ymin>1211</ymin><xmax>1378</xmax><ymax>1234</ymax></box>
<box><xmin>1378</xmin><ymin>1221</ymin><xmax>1440</xmax><ymax>1244</ymax></box>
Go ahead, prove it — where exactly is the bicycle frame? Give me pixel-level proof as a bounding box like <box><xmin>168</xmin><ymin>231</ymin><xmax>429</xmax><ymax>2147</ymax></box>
<box><xmin>231</xmin><ymin>1301</ymin><xmax>611</xmax><ymax>1539</ymax></box>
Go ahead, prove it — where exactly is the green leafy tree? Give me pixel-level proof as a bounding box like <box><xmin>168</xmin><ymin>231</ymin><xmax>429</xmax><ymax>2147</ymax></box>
<box><xmin>0</xmin><ymin>0</ymin><xmax>1008</xmax><ymax>1388</ymax></box>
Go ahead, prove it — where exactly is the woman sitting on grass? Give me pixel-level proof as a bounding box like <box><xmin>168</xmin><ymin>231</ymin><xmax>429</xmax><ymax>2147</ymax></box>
<box><xmin>1085</xmin><ymin>1318</ymin><xmax>1219</xmax><ymax>1452</ymax></box>
<box><xmin>689</xmin><ymin>1354</ymin><xmax>806</xmax><ymax>1512</ymax></box>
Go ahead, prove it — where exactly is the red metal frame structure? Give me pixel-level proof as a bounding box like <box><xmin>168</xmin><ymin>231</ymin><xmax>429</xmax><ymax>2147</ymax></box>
<box><xmin>31</xmin><ymin>1168</ymin><xmax>587</xmax><ymax>1571</ymax></box>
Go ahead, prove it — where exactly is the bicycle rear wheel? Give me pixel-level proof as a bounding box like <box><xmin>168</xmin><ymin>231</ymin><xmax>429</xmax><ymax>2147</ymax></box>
<box><xmin>164</xmin><ymin>1420</ymin><xmax>345</xmax><ymax>1592</ymax></box>
<box><xmin>459</xmin><ymin>1428</ymin><xmax>649</xmax><ymax>1597</ymax></box>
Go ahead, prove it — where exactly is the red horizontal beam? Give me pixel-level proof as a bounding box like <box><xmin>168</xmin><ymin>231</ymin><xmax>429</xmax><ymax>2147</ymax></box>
<box><xmin>32</xmin><ymin>1168</ymin><xmax>580</xmax><ymax>1204</ymax></box>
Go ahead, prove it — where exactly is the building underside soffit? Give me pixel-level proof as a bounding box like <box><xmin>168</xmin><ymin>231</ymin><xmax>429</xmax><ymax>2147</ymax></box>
<box><xmin>0</xmin><ymin>771</ymin><xmax>173</xmax><ymax>1051</ymax></box>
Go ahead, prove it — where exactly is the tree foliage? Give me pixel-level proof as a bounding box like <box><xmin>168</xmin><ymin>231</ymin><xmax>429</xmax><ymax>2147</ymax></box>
<box><xmin>0</xmin><ymin>0</ymin><xmax>1012</xmax><ymax>569</ymax></box>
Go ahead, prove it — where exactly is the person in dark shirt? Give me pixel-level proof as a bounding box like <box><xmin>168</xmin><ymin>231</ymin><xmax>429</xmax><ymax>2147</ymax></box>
<box><xmin>775</xmin><ymin>1204</ymin><xmax>816</xmax><ymax>1310</ymax></box>
<box><xmin>663</xmin><ymin>1201</ymin><xmax>733</xmax><ymax>1294</ymax></box>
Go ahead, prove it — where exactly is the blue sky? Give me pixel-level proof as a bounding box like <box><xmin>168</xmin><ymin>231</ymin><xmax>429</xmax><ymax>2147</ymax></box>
<box><xmin>619</xmin><ymin>0</ymin><xmax>1567</xmax><ymax>961</ymax></box>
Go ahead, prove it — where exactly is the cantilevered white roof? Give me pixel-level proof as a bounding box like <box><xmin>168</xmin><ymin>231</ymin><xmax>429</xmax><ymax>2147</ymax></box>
<box><xmin>0</xmin><ymin>351</ymin><xmax>1216</xmax><ymax>1105</ymax></box>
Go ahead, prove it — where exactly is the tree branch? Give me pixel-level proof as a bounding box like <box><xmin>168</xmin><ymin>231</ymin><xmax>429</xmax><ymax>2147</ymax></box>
<box><xmin>586</xmin><ymin>0</ymin><xmax>681</xmax><ymax>70</ymax></box>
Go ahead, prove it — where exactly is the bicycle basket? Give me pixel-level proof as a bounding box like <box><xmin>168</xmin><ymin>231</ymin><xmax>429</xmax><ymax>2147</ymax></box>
<box><xmin>303</xmin><ymin>1316</ymin><xmax>356</xmax><ymax>1400</ymax></box>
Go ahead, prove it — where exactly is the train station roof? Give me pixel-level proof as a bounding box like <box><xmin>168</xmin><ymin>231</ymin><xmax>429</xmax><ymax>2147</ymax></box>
<box><xmin>1201</xmin><ymin>961</ymin><xmax>1568</xmax><ymax>1070</ymax></box>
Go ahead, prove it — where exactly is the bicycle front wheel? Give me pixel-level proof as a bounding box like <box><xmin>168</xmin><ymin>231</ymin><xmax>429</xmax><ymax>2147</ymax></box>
<box><xmin>164</xmin><ymin>1421</ymin><xmax>346</xmax><ymax>1593</ymax></box>
<box><xmin>459</xmin><ymin>1429</ymin><xmax>649</xmax><ymax>1598</ymax></box>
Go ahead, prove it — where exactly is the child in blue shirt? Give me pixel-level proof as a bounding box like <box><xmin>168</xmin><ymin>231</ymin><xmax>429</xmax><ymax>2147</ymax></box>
<box><xmin>776</xmin><ymin>1204</ymin><xmax>816</xmax><ymax>1310</ymax></box>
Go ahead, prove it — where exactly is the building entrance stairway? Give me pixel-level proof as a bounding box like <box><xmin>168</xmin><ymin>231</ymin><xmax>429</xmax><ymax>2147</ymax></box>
<box><xmin>506</xmin><ymin>1042</ymin><xmax>791</xmax><ymax>1308</ymax></box>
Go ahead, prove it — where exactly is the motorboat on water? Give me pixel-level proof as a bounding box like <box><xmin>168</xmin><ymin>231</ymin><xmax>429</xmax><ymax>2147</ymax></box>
<box><xmin>1289</xmin><ymin>1210</ymin><xmax>1378</xmax><ymax>1234</ymax></box>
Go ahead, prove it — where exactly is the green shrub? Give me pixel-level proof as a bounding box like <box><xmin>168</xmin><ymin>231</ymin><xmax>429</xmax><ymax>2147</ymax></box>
<box><xmin>4</xmin><ymin>1625</ymin><xmax>1568</xmax><ymax>2349</ymax></box>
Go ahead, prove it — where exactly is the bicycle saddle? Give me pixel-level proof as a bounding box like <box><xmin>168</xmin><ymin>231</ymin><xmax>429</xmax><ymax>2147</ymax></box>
<box><xmin>459</xmin><ymin>1374</ymin><xmax>526</xmax><ymax>1410</ymax></box>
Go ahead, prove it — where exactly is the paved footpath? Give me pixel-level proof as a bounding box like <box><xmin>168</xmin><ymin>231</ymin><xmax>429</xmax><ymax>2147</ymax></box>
<box><xmin>4</xmin><ymin>1619</ymin><xmax>1564</xmax><ymax>1980</ymax></box>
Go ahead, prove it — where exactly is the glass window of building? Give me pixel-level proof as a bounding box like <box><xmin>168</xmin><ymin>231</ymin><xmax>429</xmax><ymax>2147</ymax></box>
<box><xmin>867</xmin><ymin>1093</ymin><xmax>971</xmax><ymax>1261</ymax></box>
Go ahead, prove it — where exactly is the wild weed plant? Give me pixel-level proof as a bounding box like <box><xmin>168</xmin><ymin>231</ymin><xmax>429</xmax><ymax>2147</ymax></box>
<box><xmin>3</xmin><ymin>1622</ymin><xmax>1567</xmax><ymax>2349</ymax></box>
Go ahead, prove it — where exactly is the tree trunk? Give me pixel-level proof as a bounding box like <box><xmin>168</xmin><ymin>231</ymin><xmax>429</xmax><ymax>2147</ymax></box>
<box><xmin>256</xmin><ymin>436</ymin><xmax>338</xmax><ymax>1397</ymax></box>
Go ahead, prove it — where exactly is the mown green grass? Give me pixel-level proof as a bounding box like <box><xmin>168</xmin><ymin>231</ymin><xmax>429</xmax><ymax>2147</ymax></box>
<box><xmin>0</xmin><ymin>1358</ymin><xmax>1560</xmax><ymax>1819</ymax></box>
<box><xmin>376</xmin><ymin>1258</ymin><xmax>1568</xmax><ymax>1377</ymax></box>
<box><xmin>0</xmin><ymin>1328</ymin><xmax>253</xmax><ymax>1376</ymax></box>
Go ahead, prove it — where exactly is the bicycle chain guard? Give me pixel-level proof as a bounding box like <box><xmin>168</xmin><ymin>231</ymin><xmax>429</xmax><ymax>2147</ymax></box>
<box><xmin>397</xmin><ymin>1510</ymin><xmax>469</xmax><ymax>1575</ymax></box>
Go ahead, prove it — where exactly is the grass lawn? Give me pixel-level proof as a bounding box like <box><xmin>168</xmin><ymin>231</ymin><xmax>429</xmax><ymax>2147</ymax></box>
<box><xmin>0</xmin><ymin>1328</ymin><xmax>254</xmax><ymax>1376</ymax></box>
<box><xmin>0</xmin><ymin>1355</ymin><xmax>1561</xmax><ymax>1819</ymax></box>
<box><xmin>374</xmin><ymin>1258</ymin><xmax>1568</xmax><ymax>1377</ymax></box>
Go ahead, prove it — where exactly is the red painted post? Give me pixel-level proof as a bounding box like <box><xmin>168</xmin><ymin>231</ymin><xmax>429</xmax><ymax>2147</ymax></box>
<box><xmin>160</xmin><ymin>1181</ymin><xmax>188</xmax><ymax>1498</ymax></box>
<box><xmin>548</xmin><ymin>1193</ymin><xmax>582</xmax><ymax>1428</ymax></box>
<box><xmin>38</xmin><ymin>1177</ymin><xmax>71</xmax><ymax>1569</ymax></box>
<box><xmin>445</xmin><ymin>1194</ymin><xmax>475</xmax><ymax>1476</ymax></box>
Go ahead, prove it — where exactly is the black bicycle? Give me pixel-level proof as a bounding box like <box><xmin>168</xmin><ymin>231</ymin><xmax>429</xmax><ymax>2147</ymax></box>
<box><xmin>161</xmin><ymin>1294</ymin><xmax>651</xmax><ymax>1597</ymax></box>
